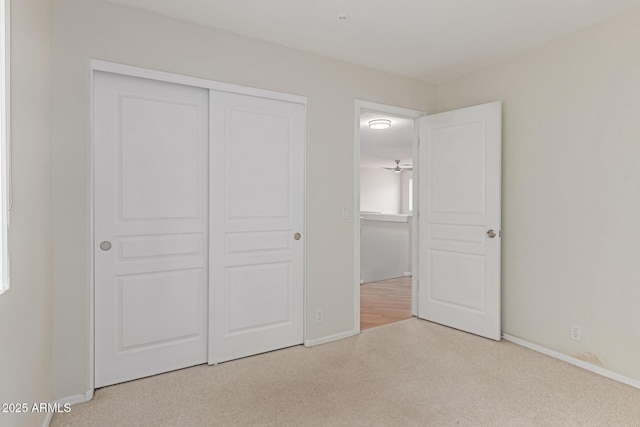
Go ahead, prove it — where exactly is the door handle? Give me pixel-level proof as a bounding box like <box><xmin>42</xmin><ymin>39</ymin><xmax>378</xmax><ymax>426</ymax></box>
<box><xmin>486</xmin><ymin>229</ymin><xmax>497</xmax><ymax>239</ymax></box>
<box><xmin>99</xmin><ymin>241</ymin><xmax>112</xmax><ymax>251</ymax></box>
<box><xmin>294</xmin><ymin>233</ymin><xmax>302</xmax><ymax>241</ymax></box>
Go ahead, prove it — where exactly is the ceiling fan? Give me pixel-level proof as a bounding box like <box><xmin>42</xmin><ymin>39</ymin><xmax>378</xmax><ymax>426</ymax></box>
<box><xmin>383</xmin><ymin>160</ymin><xmax>412</xmax><ymax>173</ymax></box>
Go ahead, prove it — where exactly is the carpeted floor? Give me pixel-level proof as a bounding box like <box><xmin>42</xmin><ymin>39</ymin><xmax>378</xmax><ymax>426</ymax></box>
<box><xmin>52</xmin><ymin>318</ymin><xmax>640</xmax><ymax>426</ymax></box>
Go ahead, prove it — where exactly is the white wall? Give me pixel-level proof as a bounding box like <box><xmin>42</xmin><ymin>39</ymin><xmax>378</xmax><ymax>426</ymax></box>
<box><xmin>360</xmin><ymin>216</ymin><xmax>411</xmax><ymax>282</ymax></box>
<box><xmin>0</xmin><ymin>0</ymin><xmax>54</xmax><ymax>426</ymax></box>
<box><xmin>52</xmin><ymin>0</ymin><xmax>437</xmax><ymax>399</ymax></box>
<box><xmin>360</xmin><ymin>167</ymin><xmax>402</xmax><ymax>214</ymax></box>
<box><xmin>438</xmin><ymin>6</ymin><xmax>640</xmax><ymax>381</ymax></box>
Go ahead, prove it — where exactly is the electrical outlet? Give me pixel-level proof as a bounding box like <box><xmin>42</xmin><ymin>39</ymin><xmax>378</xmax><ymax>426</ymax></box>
<box><xmin>316</xmin><ymin>308</ymin><xmax>323</xmax><ymax>323</ymax></box>
<box><xmin>570</xmin><ymin>324</ymin><xmax>582</xmax><ymax>341</ymax></box>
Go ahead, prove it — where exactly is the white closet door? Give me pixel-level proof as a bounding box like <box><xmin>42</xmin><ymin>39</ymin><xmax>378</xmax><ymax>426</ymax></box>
<box><xmin>417</xmin><ymin>101</ymin><xmax>502</xmax><ymax>341</ymax></box>
<box><xmin>209</xmin><ymin>91</ymin><xmax>305</xmax><ymax>364</ymax></box>
<box><xmin>94</xmin><ymin>72</ymin><xmax>209</xmax><ymax>387</ymax></box>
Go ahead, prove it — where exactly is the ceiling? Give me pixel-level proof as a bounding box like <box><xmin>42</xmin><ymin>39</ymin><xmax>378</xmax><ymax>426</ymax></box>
<box><xmin>105</xmin><ymin>0</ymin><xmax>640</xmax><ymax>169</ymax></box>
<box><xmin>106</xmin><ymin>0</ymin><xmax>640</xmax><ymax>83</ymax></box>
<box><xmin>360</xmin><ymin>112</ymin><xmax>413</xmax><ymax>169</ymax></box>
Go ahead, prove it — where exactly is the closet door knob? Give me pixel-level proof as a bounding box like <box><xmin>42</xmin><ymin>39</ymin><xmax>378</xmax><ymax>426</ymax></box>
<box><xmin>294</xmin><ymin>233</ymin><xmax>302</xmax><ymax>241</ymax></box>
<box><xmin>486</xmin><ymin>229</ymin><xmax>496</xmax><ymax>239</ymax></box>
<box><xmin>100</xmin><ymin>241</ymin><xmax>112</xmax><ymax>251</ymax></box>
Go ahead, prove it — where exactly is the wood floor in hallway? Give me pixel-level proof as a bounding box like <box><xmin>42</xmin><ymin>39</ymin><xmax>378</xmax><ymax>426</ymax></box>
<box><xmin>360</xmin><ymin>276</ymin><xmax>412</xmax><ymax>330</ymax></box>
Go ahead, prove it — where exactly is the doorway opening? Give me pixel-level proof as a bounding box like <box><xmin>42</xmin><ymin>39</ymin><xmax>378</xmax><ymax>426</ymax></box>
<box><xmin>355</xmin><ymin>100</ymin><xmax>502</xmax><ymax>340</ymax></box>
<box><xmin>354</xmin><ymin>101</ymin><xmax>423</xmax><ymax>331</ymax></box>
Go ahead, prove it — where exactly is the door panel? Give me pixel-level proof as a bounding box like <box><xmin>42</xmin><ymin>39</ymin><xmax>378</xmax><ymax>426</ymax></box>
<box><xmin>225</xmin><ymin>109</ymin><xmax>292</xmax><ymax>220</ymax></box>
<box><xmin>225</xmin><ymin>263</ymin><xmax>291</xmax><ymax>333</ymax></box>
<box><xmin>431</xmin><ymin>121</ymin><xmax>486</xmax><ymax>214</ymax></box>
<box><xmin>119</xmin><ymin>96</ymin><xmax>203</xmax><ymax>220</ymax></box>
<box><xmin>209</xmin><ymin>91</ymin><xmax>305</xmax><ymax>364</ymax></box>
<box><xmin>119</xmin><ymin>269</ymin><xmax>203</xmax><ymax>348</ymax></box>
<box><xmin>429</xmin><ymin>250</ymin><xmax>485</xmax><ymax>311</ymax></box>
<box><xmin>94</xmin><ymin>72</ymin><xmax>209</xmax><ymax>387</ymax></box>
<box><xmin>418</xmin><ymin>101</ymin><xmax>502</xmax><ymax>341</ymax></box>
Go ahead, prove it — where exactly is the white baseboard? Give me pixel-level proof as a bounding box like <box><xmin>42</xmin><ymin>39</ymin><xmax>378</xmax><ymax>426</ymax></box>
<box><xmin>502</xmin><ymin>333</ymin><xmax>640</xmax><ymax>390</ymax></box>
<box><xmin>42</xmin><ymin>389</ymin><xmax>94</xmax><ymax>426</ymax></box>
<box><xmin>304</xmin><ymin>330</ymin><xmax>358</xmax><ymax>347</ymax></box>
<box><xmin>56</xmin><ymin>389</ymin><xmax>94</xmax><ymax>406</ymax></box>
<box><xmin>403</xmin><ymin>272</ymin><xmax>412</xmax><ymax>277</ymax></box>
<box><xmin>42</xmin><ymin>412</ymin><xmax>54</xmax><ymax>427</ymax></box>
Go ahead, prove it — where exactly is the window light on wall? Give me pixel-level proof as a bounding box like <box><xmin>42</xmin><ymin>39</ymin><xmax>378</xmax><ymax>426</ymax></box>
<box><xmin>0</xmin><ymin>0</ymin><xmax>9</xmax><ymax>294</ymax></box>
<box><xmin>408</xmin><ymin>178</ymin><xmax>413</xmax><ymax>212</ymax></box>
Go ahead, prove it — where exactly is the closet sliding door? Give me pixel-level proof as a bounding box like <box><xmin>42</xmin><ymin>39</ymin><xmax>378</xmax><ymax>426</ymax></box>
<box><xmin>94</xmin><ymin>66</ymin><xmax>306</xmax><ymax>387</ymax></box>
<box><xmin>208</xmin><ymin>90</ymin><xmax>305</xmax><ymax>364</ymax></box>
<box><xmin>94</xmin><ymin>71</ymin><xmax>209</xmax><ymax>388</ymax></box>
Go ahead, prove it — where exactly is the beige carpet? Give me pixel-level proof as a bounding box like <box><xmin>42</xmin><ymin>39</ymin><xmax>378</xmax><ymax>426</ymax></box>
<box><xmin>52</xmin><ymin>318</ymin><xmax>640</xmax><ymax>426</ymax></box>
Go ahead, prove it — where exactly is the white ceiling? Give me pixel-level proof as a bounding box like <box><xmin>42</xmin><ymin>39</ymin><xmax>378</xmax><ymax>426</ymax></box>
<box><xmin>106</xmin><ymin>0</ymin><xmax>640</xmax><ymax>83</ymax></box>
<box><xmin>105</xmin><ymin>0</ymin><xmax>640</xmax><ymax>169</ymax></box>
<box><xmin>360</xmin><ymin>112</ymin><xmax>413</xmax><ymax>169</ymax></box>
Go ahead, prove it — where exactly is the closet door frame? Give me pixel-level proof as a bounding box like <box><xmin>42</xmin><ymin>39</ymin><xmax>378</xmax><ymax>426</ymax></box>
<box><xmin>88</xmin><ymin>59</ymin><xmax>307</xmax><ymax>395</ymax></box>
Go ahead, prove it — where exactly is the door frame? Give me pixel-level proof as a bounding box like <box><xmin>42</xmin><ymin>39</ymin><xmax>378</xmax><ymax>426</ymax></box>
<box><xmin>89</xmin><ymin>59</ymin><xmax>307</xmax><ymax>395</ymax></box>
<box><xmin>353</xmin><ymin>100</ymin><xmax>425</xmax><ymax>332</ymax></box>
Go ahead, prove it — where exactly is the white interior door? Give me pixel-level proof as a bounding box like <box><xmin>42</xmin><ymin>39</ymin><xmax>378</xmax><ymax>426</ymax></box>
<box><xmin>209</xmin><ymin>91</ymin><xmax>305</xmax><ymax>364</ymax></box>
<box><xmin>417</xmin><ymin>101</ymin><xmax>502</xmax><ymax>340</ymax></box>
<box><xmin>94</xmin><ymin>72</ymin><xmax>209</xmax><ymax>387</ymax></box>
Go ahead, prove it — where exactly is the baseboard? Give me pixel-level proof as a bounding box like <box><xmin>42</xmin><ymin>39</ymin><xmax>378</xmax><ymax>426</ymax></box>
<box><xmin>42</xmin><ymin>412</ymin><xmax>54</xmax><ymax>427</ymax></box>
<box><xmin>403</xmin><ymin>272</ymin><xmax>412</xmax><ymax>277</ymax></box>
<box><xmin>56</xmin><ymin>389</ymin><xmax>94</xmax><ymax>406</ymax></box>
<box><xmin>502</xmin><ymin>333</ymin><xmax>640</xmax><ymax>390</ymax></box>
<box><xmin>304</xmin><ymin>330</ymin><xmax>358</xmax><ymax>347</ymax></box>
<box><xmin>41</xmin><ymin>390</ymin><xmax>93</xmax><ymax>427</ymax></box>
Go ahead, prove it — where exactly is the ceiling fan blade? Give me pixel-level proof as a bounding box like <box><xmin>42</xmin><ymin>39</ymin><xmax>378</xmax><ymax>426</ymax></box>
<box><xmin>383</xmin><ymin>160</ymin><xmax>401</xmax><ymax>170</ymax></box>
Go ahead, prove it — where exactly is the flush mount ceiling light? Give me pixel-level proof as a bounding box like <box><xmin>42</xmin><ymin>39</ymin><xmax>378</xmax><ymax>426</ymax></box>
<box><xmin>368</xmin><ymin>119</ymin><xmax>391</xmax><ymax>130</ymax></box>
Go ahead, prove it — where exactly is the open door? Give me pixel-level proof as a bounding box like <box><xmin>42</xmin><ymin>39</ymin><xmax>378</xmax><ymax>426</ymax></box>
<box><xmin>417</xmin><ymin>101</ymin><xmax>502</xmax><ymax>340</ymax></box>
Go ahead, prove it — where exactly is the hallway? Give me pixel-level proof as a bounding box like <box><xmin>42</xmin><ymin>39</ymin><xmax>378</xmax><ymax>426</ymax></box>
<box><xmin>360</xmin><ymin>276</ymin><xmax>412</xmax><ymax>330</ymax></box>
